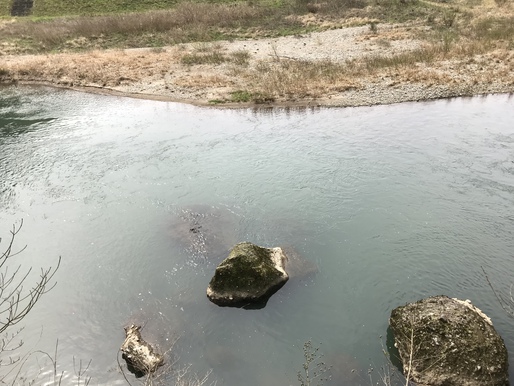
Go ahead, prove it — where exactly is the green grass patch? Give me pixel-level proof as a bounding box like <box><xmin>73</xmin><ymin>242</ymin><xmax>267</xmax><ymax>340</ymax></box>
<box><xmin>208</xmin><ymin>99</ymin><xmax>226</xmax><ymax>104</ymax></box>
<box><xmin>31</xmin><ymin>0</ymin><xmax>179</xmax><ymax>17</ymax></box>
<box><xmin>3</xmin><ymin>0</ymin><xmax>276</xmax><ymax>17</ymax></box>
<box><xmin>1</xmin><ymin>2</ymin><xmax>9</xmax><ymax>16</ymax></box>
<box><xmin>230</xmin><ymin>89</ymin><xmax>253</xmax><ymax>102</ymax></box>
<box><xmin>229</xmin><ymin>89</ymin><xmax>276</xmax><ymax>103</ymax></box>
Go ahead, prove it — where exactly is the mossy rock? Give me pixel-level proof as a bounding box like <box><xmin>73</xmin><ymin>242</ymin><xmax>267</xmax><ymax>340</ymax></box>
<box><xmin>389</xmin><ymin>295</ymin><xmax>509</xmax><ymax>386</ymax></box>
<box><xmin>207</xmin><ymin>242</ymin><xmax>289</xmax><ymax>308</ymax></box>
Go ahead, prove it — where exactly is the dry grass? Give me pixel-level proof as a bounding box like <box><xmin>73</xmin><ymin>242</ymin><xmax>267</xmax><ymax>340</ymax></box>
<box><xmin>469</xmin><ymin>15</ymin><xmax>514</xmax><ymax>41</ymax></box>
<box><xmin>230</xmin><ymin>50</ymin><xmax>251</xmax><ymax>66</ymax></box>
<box><xmin>362</xmin><ymin>45</ymin><xmax>437</xmax><ymax>70</ymax></box>
<box><xmin>179</xmin><ymin>44</ymin><xmax>251</xmax><ymax>66</ymax></box>
<box><xmin>292</xmin><ymin>0</ymin><xmax>367</xmax><ymax>14</ymax></box>
<box><xmin>2</xmin><ymin>0</ymin><xmax>514</xmax><ymax>104</ymax></box>
<box><xmin>2</xmin><ymin>49</ymin><xmax>181</xmax><ymax>86</ymax></box>
<box><xmin>236</xmin><ymin>4</ymin><xmax>514</xmax><ymax>102</ymax></box>
<box><xmin>5</xmin><ymin>15</ymin><xmax>513</xmax><ymax>104</ymax></box>
<box><xmin>0</xmin><ymin>2</ymin><xmax>268</xmax><ymax>52</ymax></box>
<box><xmin>175</xmin><ymin>73</ymin><xmax>232</xmax><ymax>88</ymax></box>
<box><xmin>347</xmin><ymin>4</ymin><xmax>514</xmax><ymax>74</ymax></box>
<box><xmin>0</xmin><ymin>0</ymin><xmax>474</xmax><ymax>54</ymax></box>
<box><xmin>181</xmin><ymin>51</ymin><xmax>228</xmax><ymax>66</ymax></box>
<box><xmin>247</xmin><ymin>59</ymin><xmax>359</xmax><ymax>100</ymax></box>
<box><xmin>373</xmin><ymin>49</ymin><xmax>514</xmax><ymax>90</ymax></box>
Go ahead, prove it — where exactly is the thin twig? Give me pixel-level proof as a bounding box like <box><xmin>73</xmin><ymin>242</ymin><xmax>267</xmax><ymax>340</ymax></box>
<box><xmin>405</xmin><ymin>320</ymin><xmax>414</xmax><ymax>386</ymax></box>
<box><xmin>117</xmin><ymin>349</ymin><xmax>134</xmax><ymax>386</ymax></box>
<box><xmin>481</xmin><ymin>266</ymin><xmax>513</xmax><ymax>316</ymax></box>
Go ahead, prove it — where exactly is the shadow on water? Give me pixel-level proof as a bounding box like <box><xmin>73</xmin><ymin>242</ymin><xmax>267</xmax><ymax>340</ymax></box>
<box><xmin>385</xmin><ymin>326</ymin><xmax>403</xmax><ymax>371</ymax></box>
<box><xmin>0</xmin><ymin>117</ymin><xmax>55</xmax><ymax>137</ymax></box>
<box><xmin>212</xmin><ymin>282</ymin><xmax>288</xmax><ymax>310</ymax></box>
<box><xmin>0</xmin><ymin>91</ymin><xmax>55</xmax><ymax>138</ymax></box>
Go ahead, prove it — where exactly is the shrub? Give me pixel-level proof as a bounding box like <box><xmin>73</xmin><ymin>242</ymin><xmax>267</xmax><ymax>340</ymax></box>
<box><xmin>230</xmin><ymin>90</ymin><xmax>253</xmax><ymax>102</ymax></box>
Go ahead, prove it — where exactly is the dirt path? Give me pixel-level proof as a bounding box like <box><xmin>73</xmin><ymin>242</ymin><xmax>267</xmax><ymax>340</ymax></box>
<box><xmin>2</xmin><ymin>23</ymin><xmax>514</xmax><ymax>107</ymax></box>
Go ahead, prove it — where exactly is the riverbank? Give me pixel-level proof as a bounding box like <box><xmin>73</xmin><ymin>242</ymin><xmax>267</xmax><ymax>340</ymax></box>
<box><xmin>1</xmin><ymin>1</ymin><xmax>514</xmax><ymax>108</ymax></box>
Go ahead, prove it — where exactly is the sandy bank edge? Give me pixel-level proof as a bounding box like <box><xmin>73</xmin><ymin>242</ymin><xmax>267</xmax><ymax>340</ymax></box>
<box><xmin>7</xmin><ymin>79</ymin><xmax>514</xmax><ymax>110</ymax></box>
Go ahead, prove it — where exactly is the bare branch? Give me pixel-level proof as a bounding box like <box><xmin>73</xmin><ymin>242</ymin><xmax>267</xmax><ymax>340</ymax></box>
<box><xmin>405</xmin><ymin>318</ymin><xmax>414</xmax><ymax>386</ymax></box>
<box><xmin>0</xmin><ymin>220</ymin><xmax>27</xmax><ymax>269</ymax></box>
<box><xmin>117</xmin><ymin>349</ymin><xmax>135</xmax><ymax>386</ymax></box>
<box><xmin>74</xmin><ymin>356</ymin><xmax>92</xmax><ymax>386</ymax></box>
<box><xmin>0</xmin><ymin>221</ymin><xmax>61</xmax><ymax>335</ymax></box>
<box><xmin>482</xmin><ymin>266</ymin><xmax>514</xmax><ymax>317</ymax></box>
<box><xmin>0</xmin><ymin>221</ymin><xmax>61</xmax><ymax>385</ymax></box>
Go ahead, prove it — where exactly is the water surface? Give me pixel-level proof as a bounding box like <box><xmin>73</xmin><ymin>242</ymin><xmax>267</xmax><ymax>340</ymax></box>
<box><xmin>1</xmin><ymin>86</ymin><xmax>513</xmax><ymax>385</ymax></box>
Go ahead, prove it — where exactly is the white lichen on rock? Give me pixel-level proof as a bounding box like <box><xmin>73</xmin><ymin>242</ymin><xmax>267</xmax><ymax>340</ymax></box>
<box><xmin>121</xmin><ymin>324</ymin><xmax>164</xmax><ymax>376</ymax></box>
<box><xmin>389</xmin><ymin>295</ymin><xmax>508</xmax><ymax>386</ymax></box>
<box><xmin>453</xmin><ymin>298</ymin><xmax>493</xmax><ymax>326</ymax></box>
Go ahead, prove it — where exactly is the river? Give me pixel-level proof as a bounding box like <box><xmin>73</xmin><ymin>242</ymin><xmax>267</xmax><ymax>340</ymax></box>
<box><xmin>0</xmin><ymin>85</ymin><xmax>513</xmax><ymax>385</ymax></box>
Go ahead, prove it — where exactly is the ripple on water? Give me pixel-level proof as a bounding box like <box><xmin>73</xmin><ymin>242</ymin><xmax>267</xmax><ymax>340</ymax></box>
<box><xmin>1</xmin><ymin>88</ymin><xmax>514</xmax><ymax>385</ymax></box>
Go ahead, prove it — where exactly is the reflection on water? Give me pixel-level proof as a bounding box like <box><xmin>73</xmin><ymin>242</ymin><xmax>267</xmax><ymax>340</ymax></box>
<box><xmin>0</xmin><ymin>85</ymin><xmax>513</xmax><ymax>385</ymax></box>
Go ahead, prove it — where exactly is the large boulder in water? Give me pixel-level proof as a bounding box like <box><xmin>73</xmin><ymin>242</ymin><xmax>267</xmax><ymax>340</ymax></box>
<box><xmin>207</xmin><ymin>242</ymin><xmax>289</xmax><ymax>308</ymax></box>
<box><xmin>389</xmin><ymin>295</ymin><xmax>508</xmax><ymax>386</ymax></box>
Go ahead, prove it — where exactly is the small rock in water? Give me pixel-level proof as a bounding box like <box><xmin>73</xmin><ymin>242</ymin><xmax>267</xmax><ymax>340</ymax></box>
<box><xmin>121</xmin><ymin>324</ymin><xmax>164</xmax><ymax>378</ymax></box>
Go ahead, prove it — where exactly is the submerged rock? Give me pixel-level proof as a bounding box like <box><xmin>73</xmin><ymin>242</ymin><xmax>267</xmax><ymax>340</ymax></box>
<box><xmin>325</xmin><ymin>351</ymin><xmax>365</xmax><ymax>386</ymax></box>
<box><xmin>204</xmin><ymin>344</ymin><xmax>241</xmax><ymax>370</ymax></box>
<box><xmin>207</xmin><ymin>242</ymin><xmax>289</xmax><ymax>308</ymax></box>
<box><xmin>121</xmin><ymin>325</ymin><xmax>164</xmax><ymax>377</ymax></box>
<box><xmin>281</xmin><ymin>246</ymin><xmax>318</xmax><ymax>281</ymax></box>
<box><xmin>389</xmin><ymin>295</ymin><xmax>509</xmax><ymax>386</ymax></box>
<box><xmin>169</xmin><ymin>205</ymin><xmax>238</xmax><ymax>263</ymax></box>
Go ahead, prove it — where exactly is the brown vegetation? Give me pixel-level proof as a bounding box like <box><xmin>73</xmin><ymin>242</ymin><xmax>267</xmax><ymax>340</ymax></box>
<box><xmin>1</xmin><ymin>0</ymin><xmax>513</xmax><ymax>106</ymax></box>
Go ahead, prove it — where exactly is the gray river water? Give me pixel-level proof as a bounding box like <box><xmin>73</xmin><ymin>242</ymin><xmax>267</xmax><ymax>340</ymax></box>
<box><xmin>0</xmin><ymin>85</ymin><xmax>513</xmax><ymax>385</ymax></box>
